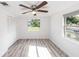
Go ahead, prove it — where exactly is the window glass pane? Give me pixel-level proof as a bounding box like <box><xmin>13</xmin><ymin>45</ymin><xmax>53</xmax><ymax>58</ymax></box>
<box><xmin>28</xmin><ymin>19</ymin><xmax>40</xmax><ymax>32</ymax></box>
<box><xmin>64</xmin><ymin>15</ymin><xmax>79</xmax><ymax>41</ymax></box>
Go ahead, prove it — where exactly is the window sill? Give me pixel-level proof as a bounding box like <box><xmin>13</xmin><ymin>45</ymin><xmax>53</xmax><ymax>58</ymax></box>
<box><xmin>64</xmin><ymin>36</ymin><xmax>79</xmax><ymax>45</ymax></box>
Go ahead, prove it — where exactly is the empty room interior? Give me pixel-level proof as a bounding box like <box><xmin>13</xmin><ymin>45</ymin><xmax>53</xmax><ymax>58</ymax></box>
<box><xmin>0</xmin><ymin>1</ymin><xmax>79</xmax><ymax>57</ymax></box>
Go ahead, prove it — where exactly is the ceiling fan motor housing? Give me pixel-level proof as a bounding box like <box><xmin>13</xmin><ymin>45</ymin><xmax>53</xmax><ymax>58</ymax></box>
<box><xmin>31</xmin><ymin>5</ymin><xmax>37</xmax><ymax>10</ymax></box>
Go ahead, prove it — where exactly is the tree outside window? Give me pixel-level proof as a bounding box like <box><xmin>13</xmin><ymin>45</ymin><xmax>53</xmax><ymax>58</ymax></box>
<box><xmin>28</xmin><ymin>19</ymin><xmax>40</xmax><ymax>32</ymax></box>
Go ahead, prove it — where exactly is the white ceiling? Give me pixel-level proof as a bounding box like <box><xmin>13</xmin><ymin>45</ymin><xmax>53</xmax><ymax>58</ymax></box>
<box><xmin>0</xmin><ymin>1</ymin><xmax>79</xmax><ymax>17</ymax></box>
<box><xmin>48</xmin><ymin>1</ymin><xmax>79</xmax><ymax>15</ymax></box>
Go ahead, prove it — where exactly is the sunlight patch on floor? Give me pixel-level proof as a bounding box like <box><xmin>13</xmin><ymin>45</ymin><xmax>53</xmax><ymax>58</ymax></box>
<box><xmin>28</xmin><ymin>45</ymin><xmax>51</xmax><ymax>57</ymax></box>
<box><xmin>28</xmin><ymin>45</ymin><xmax>37</xmax><ymax>57</ymax></box>
<box><xmin>37</xmin><ymin>46</ymin><xmax>51</xmax><ymax>57</ymax></box>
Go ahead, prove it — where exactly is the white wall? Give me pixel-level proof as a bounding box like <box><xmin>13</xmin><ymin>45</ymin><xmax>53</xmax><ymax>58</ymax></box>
<box><xmin>50</xmin><ymin>4</ymin><xmax>79</xmax><ymax>57</ymax></box>
<box><xmin>15</xmin><ymin>15</ymin><xmax>50</xmax><ymax>39</ymax></box>
<box><xmin>0</xmin><ymin>9</ymin><xmax>16</xmax><ymax>56</ymax></box>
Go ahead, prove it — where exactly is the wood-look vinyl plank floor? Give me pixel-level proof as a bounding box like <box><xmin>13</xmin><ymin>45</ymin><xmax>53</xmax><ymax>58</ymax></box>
<box><xmin>3</xmin><ymin>39</ymin><xmax>68</xmax><ymax>57</ymax></box>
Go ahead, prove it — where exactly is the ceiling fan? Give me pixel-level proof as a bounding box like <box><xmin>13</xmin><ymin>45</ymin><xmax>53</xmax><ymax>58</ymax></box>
<box><xmin>19</xmin><ymin>1</ymin><xmax>48</xmax><ymax>16</ymax></box>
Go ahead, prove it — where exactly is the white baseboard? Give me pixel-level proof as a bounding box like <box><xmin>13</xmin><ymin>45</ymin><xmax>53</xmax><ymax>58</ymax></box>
<box><xmin>8</xmin><ymin>38</ymin><xmax>18</xmax><ymax>49</ymax></box>
<box><xmin>1</xmin><ymin>38</ymin><xmax>18</xmax><ymax>57</ymax></box>
<box><xmin>0</xmin><ymin>49</ymin><xmax>8</xmax><ymax>57</ymax></box>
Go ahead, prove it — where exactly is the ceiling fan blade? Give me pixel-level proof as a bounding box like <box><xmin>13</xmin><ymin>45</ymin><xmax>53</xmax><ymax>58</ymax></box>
<box><xmin>19</xmin><ymin>4</ymin><xmax>31</xmax><ymax>9</ymax></box>
<box><xmin>22</xmin><ymin>11</ymin><xmax>32</xmax><ymax>14</ymax></box>
<box><xmin>0</xmin><ymin>1</ymin><xmax>8</xmax><ymax>6</ymax></box>
<box><xmin>35</xmin><ymin>1</ymin><xmax>47</xmax><ymax>9</ymax></box>
<box><xmin>37</xmin><ymin>10</ymin><xmax>48</xmax><ymax>13</ymax></box>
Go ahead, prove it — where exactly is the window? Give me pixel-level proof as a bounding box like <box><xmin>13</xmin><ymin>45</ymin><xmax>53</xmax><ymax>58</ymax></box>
<box><xmin>28</xmin><ymin>19</ymin><xmax>40</xmax><ymax>32</ymax></box>
<box><xmin>64</xmin><ymin>10</ymin><xmax>79</xmax><ymax>41</ymax></box>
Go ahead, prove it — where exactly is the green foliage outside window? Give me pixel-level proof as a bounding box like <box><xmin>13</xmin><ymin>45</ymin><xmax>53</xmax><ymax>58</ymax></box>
<box><xmin>66</xmin><ymin>16</ymin><xmax>79</xmax><ymax>25</ymax></box>
<box><xmin>28</xmin><ymin>19</ymin><xmax>40</xmax><ymax>32</ymax></box>
<box><xmin>30</xmin><ymin>19</ymin><xmax>40</xmax><ymax>27</ymax></box>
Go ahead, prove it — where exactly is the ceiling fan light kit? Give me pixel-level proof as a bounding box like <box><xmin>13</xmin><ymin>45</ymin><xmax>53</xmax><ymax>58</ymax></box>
<box><xmin>32</xmin><ymin>11</ymin><xmax>36</xmax><ymax>15</ymax></box>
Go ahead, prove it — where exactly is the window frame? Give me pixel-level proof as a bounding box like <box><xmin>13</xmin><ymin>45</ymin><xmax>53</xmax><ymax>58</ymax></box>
<box><xmin>63</xmin><ymin>10</ymin><xmax>79</xmax><ymax>42</ymax></box>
